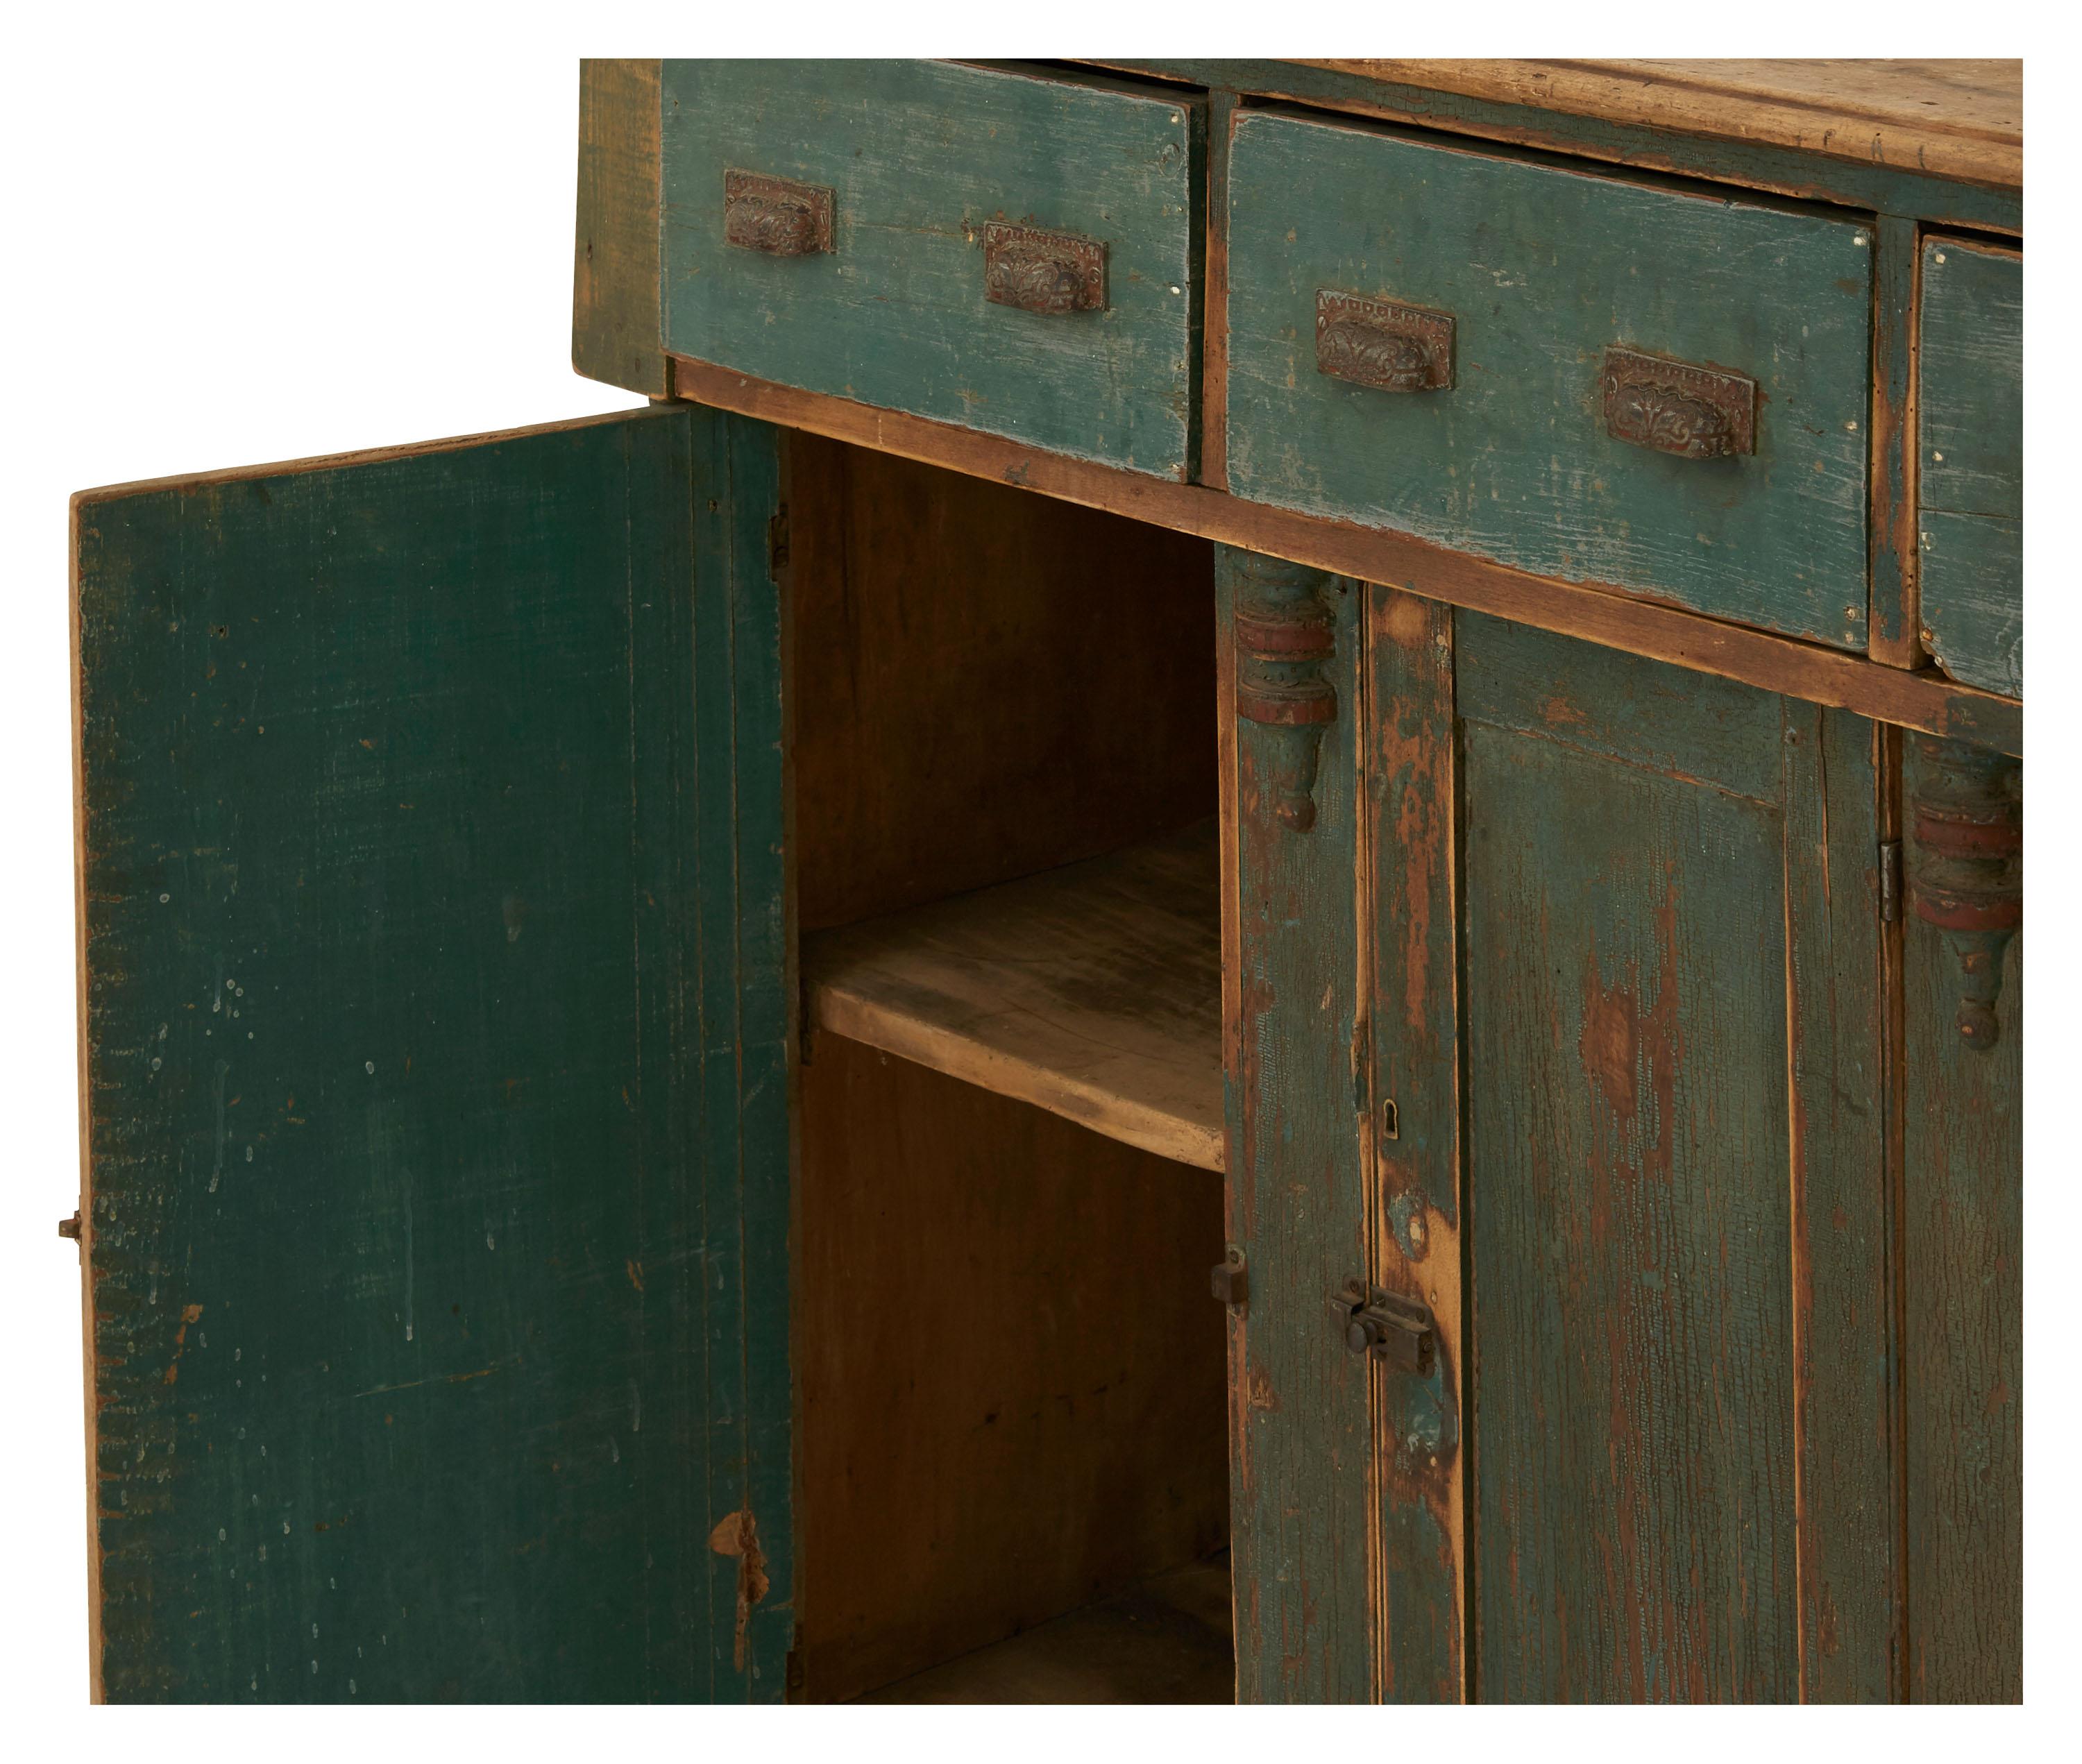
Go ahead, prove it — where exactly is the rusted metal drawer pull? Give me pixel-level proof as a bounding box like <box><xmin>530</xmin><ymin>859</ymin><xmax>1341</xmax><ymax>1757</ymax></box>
<box><xmin>1602</xmin><ymin>347</ymin><xmax>1757</xmax><ymax>459</ymax></box>
<box><xmin>1316</xmin><ymin>291</ymin><xmax>1455</xmax><ymax>392</ymax></box>
<box><xmin>983</xmin><ymin>222</ymin><xmax>1106</xmax><ymax>315</ymax></box>
<box><xmin>724</xmin><ymin>169</ymin><xmax>834</xmax><ymax>257</ymax></box>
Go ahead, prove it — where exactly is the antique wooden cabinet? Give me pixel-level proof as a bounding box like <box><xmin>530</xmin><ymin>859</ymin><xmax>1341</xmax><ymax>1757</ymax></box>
<box><xmin>69</xmin><ymin>59</ymin><xmax>2023</xmax><ymax>1702</ymax></box>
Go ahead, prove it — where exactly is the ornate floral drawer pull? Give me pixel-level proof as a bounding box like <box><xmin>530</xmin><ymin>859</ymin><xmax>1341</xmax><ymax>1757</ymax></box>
<box><xmin>1602</xmin><ymin>347</ymin><xmax>1757</xmax><ymax>459</ymax></box>
<box><xmin>724</xmin><ymin>169</ymin><xmax>834</xmax><ymax>257</ymax></box>
<box><xmin>982</xmin><ymin>223</ymin><xmax>1106</xmax><ymax>315</ymax></box>
<box><xmin>1315</xmin><ymin>291</ymin><xmax>1455</xmax><ymax>393</ymax></box>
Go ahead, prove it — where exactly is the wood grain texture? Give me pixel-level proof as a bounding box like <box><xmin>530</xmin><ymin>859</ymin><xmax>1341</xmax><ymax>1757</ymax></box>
<box><xmin>1902</xmin><ymin>747</ymin><xmax>2022</xmax><ymax>1703</ymax></box>
<box><xmin>72</xmin><ymin>407</ymin><xmax>791</xmax><ymax>1701</ymax></box>
<box><xmin>1298</xmin><ymin>61</ymin><xmax>2022</xmax><ymax>192</ymax></box>
<box><xmin>1084</xmin><ymin>61</ymin><xmax>2021</xmax><ymax>234</ymax></box>
<box><xmin>1458</xmin><ymin>616</ymin><xmax>1889</xmax><ymax>1701</ymax></box>
<box><xmin>667</xmin><ymin>357</ymin><xmax>2022</xmax><ymax>755</ymax></box>
<box><xmin>573</xmin><ymin>60</ymin><xmax>667</xmax><ymax>396</ymax></box>
<box><xmin>1918</xmin><ymin>237</ymin><xmax>2023</xmax><ymax>697</ymax></box>
<box><xmin>1868</xmin><ymin>215</ymin><xmax>1922</xmax><ymax>669</ymax></box>
<box><xmin>1362</xmin><ymin>588</ymin><xmax>1464</xmax><ymax>1700</ymax></box>
<box><xmin>805</xmin><ymin>825</ymin><xmax>1221</xmax><ymax>1171</ymax></box>
<box><xmin>1221</xmin><ymin>545</ymin><xmax>1372</xmax><ymax>1702</ymax></box>
<box><xmin>786</xmin><ymin>432</ymin><xmax>1216</xmax><ymax>935</ymax></box>
<box><xmin>795</xmin><ymin>1034</ymin><xmax>1228</xmax><ymax>1703</ymax></box>
<box><xmin>1226</xmin><ymin>109</ymin><xmax>1873</xmax><ymax>650</ymax></box>
<box><xmin>663</xmin><ymin>61</ymin><xmax>1202</xmax><ymax>477</ymax></box>
<box><xmin>1783</xmin><ymin>706</ymin><xmax>1899</xmax><ymax>1701</ymax></box>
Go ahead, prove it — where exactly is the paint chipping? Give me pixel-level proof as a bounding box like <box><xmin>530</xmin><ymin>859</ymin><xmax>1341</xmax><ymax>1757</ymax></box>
<box><xmin>708</xmin><ymin>1507</ymin><xmax>770</xmax><ymax>1671</ymax></box>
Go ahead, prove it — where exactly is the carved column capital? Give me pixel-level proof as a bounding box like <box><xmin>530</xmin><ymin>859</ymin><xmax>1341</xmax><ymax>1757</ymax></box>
<box><xmin>1908</xmin><ymin>735</ymin><xmax>2022</xmax><ymax>1051</ymax></box>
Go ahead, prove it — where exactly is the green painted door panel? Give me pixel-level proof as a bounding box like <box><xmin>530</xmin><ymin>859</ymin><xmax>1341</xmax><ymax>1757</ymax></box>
<box><xmin>1455</xmin><ymin>617</ymin><xmax>1895</xmax><ymax>1701</ymax></box>
<box><xmin>663</xmin><ymin>60</ymin><xmax>1202</xmax><ymax>478</ymax></box>
<box><xmin>1918</xmin><ymin>238</ymin><xmax>2022</xmax><ymax>697</ymax></box>
<box><xmin>1226</xmin><ymin>112</ymin><xmax>1873</xmax><ymax>649</ymax></box>
<box><xmin>72</xmin><ymin>407</ymin><xmax>791</xmax><ymax>1702</ymax></box>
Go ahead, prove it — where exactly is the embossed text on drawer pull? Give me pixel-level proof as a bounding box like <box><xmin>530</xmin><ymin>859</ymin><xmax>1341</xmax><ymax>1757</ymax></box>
<box><xmin>1602</xmin><ymin>347</ymin><xmax>1757</xmax><ymax>459</ymax></box>
<box><xmin>1315</xmin><ymin>291</ymin><xmax>1455</xmax><ymax>392</ymax></box>
<box><xmin>723</xmin><ymin>169</ymin><xmax>835</xmax><ymax>257</ymax></box>
<box><xmin>982</xmin><ymin>223</ymin><xmax>1107</xmax><ymax>315</ymax></box>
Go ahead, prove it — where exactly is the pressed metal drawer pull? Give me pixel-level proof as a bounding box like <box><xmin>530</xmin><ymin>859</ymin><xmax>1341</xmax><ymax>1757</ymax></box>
<box><xmin>983</xmin><ymin>223</ymin><xmax>1106</xmax><ymax>315</ymax></box>
<box><xmin>1602</xmin><ymin>347</ymin><xmax>1757</xmax><ymax>459</ymax></box>
<box><xmin>1315</xmin><ymin>291</ymin><xmax>1455</xmax><ymax>392</ymax></box>
<box><xmin>723</xmin><ymin>169</ymin><xmax>834</xmax><ymax>257</ymax></box>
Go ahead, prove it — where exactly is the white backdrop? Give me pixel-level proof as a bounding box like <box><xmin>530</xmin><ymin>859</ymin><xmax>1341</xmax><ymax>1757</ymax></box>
<box><xmin>0</xmin><ymin>3</ymin><xmax>2064</xmax><ymax>1751</ymax></box>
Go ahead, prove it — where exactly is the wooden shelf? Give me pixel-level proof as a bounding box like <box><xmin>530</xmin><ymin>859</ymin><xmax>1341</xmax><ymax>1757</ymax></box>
<box><xmin>803</xmin><ymin>822</ymin><xmax>1224</xmax><ymax>1171</ymax></box>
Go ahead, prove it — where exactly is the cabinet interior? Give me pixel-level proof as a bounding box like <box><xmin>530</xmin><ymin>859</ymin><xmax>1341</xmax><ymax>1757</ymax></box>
<box><xmin>786</xmin><ymin>434</ymin><xmax>1232</xmax><ymax>1702</ymax></box>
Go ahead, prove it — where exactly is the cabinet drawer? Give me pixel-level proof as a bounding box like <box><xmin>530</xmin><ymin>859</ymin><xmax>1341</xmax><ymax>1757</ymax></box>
<box><xmin>1225</xmin><ymin>112</ymin><xmax>1874</xmax><ymax>647</ymax></box>
<box><xmin>1918</xmin><ymin>237</ymin><xmax>2022</xmax><ymax>697</ymax></box>
<box><xmin>663</xmin><ymin>62</ymin><xmax>1201</xmax><ymax>478</ymax></box>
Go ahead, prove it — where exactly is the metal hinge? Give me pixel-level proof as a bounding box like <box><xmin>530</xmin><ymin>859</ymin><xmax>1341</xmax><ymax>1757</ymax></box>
<box><xmin>1210</xmin><ymin>1244</ymin><xmax>1249</xmax><ymax>1316</ymax></box>
<box><xmin>1879</xmin><ymin>838</ymin><xmax>1903</xmax><ymax>923</ymax></box>
<box><xmin>768</xmin><ymin>504</ymin><xmax>790</xmax><ymax>575</ymax></box>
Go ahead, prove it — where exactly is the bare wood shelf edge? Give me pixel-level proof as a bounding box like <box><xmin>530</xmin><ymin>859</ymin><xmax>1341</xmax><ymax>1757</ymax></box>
<box><xmin>669</xmin><ymin>355</ymin><xmax>2022</xmax><ymax>756</ymax></box>
<box><xmin>803</xmin><ymin>824</ymin><xmax>1225</xmax><ymax>1172</ymax></box>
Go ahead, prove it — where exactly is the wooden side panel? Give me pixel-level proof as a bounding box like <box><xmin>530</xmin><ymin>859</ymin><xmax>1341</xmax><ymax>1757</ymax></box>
<box><xmin>1362</xmin><ymin>588</ymin><xmax>1463</xmax><ymax>1701</ymax></box>
<box><xmin>1226</xmin><ymin>110</ymin><xmax>1874</xmax><ymax>650</ymax></box>
<box><xmin>663</xmin><ymin>60</ymin><xmax>1203</xmax><ymax>477</ymax></box>
<box><xmin>573</xmin><ymin>60</ymin><xmax>667</xmax><ymax>396</ymax></box>
<box><xmin>74</xmin><ymin>408</ymin><xmax>790</xmax><ymax>1700</ymax></box>
<box><xmin>1918</xmin><ymin>238</ymin><xmax>2023</xmax><ymax>697</ymax></box>
<box><xmin>1220</xmin><ymin>546</ymin><xmax>1371</xmax><ymax>1702</ymax></box>
<box><xmin>787</xmin><ymin>434</ymin><xmax>1216</xmax><ymax>934</ymax></box>
<box><xmin>795</xmin><ymin>1035</ymin><xmax>1228</xmax><ymax>1703</ymax></box>
<box><xmin>1458</xmin><ymin>618</ymin><xmax>1893</xmax><ymax>1701</ymax></box>
<box><xmin>1903</xmin><ymin>745</ymin><xmax>2022</xmax><ymax>1702</ymax></box>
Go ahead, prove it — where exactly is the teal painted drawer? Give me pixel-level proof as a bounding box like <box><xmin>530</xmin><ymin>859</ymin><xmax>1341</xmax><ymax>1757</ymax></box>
<box><xmin>663</xmin><ymin>62</ymin><xmax>1201</xmax><ymax>478</ymax></box>
<box><xmin>1918</xmin><ymin>237</ymin><xmax>2022</xmax><ymax>697</ymax></box>
<box><xmin>1226</xmin><ymin>112</ymin><xmax>1874</xmax><ymax>648</ymax></box>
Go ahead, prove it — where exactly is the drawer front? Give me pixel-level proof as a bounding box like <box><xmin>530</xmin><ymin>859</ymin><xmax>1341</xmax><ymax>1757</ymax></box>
<box><xmin>663</xmin><ymin>62</ymin><xmax>1201</xmax><ymax>478</ymax></box>
<box><xmin>1918</xmin><ymin>237</ymin><xmax>2022</xmax><ymax>697</ymax></box>
<box><xmin>1226</xmin><ymin>112</ymin><xmax>1874</xmax><ymax>648</ymax></box>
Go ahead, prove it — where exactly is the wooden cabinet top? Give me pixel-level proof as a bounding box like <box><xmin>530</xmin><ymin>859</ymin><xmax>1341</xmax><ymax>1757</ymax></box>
<box><xmin>1293</xmin><ymin>60</ymin><xmax>2022</xmax><ymax>191</ymax></box>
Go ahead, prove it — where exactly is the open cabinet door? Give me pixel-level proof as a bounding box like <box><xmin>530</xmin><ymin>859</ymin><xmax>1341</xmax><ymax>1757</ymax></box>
<box><xmin>71</xmin><ymin>405</ymin><xmax>791</xmax><ymax>1702</ymax></box>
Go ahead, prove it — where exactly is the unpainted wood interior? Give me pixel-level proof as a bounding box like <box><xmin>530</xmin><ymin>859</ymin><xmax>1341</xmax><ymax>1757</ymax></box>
<box><xmin>785</xmin><ymin>435</ymin><xmax>1231</xmax><ymax>1702</ymax></box>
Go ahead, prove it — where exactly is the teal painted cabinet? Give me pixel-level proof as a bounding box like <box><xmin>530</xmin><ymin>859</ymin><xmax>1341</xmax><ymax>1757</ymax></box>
<box><xmin>1226</xmin><ymin>550</ymin><xmax>2020</xmax><ymax>1701</ymax></box>
<box><xmin>72</xmin><ymin>407</ymin><xmax>793</xmax><ymax>1701</ymax></box>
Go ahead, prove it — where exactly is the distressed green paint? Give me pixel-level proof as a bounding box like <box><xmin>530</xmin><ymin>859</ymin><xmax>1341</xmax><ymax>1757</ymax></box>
<box><xmin>1782</xmin><ymin>704</ymin><xmax>1899</xmax><ymax>1702</ymax></box>
<box><xmin>1227</xmin><ymin>111</ymin><xmax>1874</xmax><ymax>648</ymax></box>
<box><xmin>1903</xmin><ymin>744</ymin><xmax>2022</xmax><ymax>1703</ymax></box>
<box><xmin>74</xmin><ymin>407</ymin><xmax>791</xmax><ymax>1702</ymax></box>
<box><xmin>1221</xmin><ymin>546</ymin><xmax>1370</xmax><ymax>1702</ymax></box>
<box><xmin>1458</xmin><ymin>617</ymin><xmax>1890</xmax><ymax>1701</ymax></box>
<box><xmin>1092</xmin><ymin>60</ymin><xmax>2022</xmax><ymax>235</ymax></box>
<box><xmin>1918</xmin><ymin>239</ymin><xmax>2022</xmax><ymax>697</ymax></box>
<box><xmin>1868</xmin><ymin>215</ymin><xmax>1920</xmax><ymax>662</ymax></box>
<box><xmin>1362</xmin><ymin>588</ymin><xmax>1462</xmax><ymax>1702</ymax></box>
<box><xmin>663</xmin><ymin>61</ymin><xmax>1203</xmax><ymax>478</ymax></box>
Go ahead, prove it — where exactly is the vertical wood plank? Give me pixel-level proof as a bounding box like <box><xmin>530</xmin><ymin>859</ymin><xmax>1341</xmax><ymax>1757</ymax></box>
<box><xmin>1903</xmin><ymin>740</ymin><xmax>2022</xmax><ymax>1702</ymax></box>
<box><xmin>1221</xmin><ymin>545</ymin><xmax>1371</xmax><ymax>1702</ymax></box>
<box><xmin>1362</xmin><ymin>588</ymin><xmax>1464</xmax><ymax>1702</ymax></box>
<box><xmin>1200</xmin><ymin>89</ymin><xmax>1238</xmax><ymax>492</ymax></box>
<box><xmin>574</xmin><ymin>60</ymin><xmax>668</xmax><ymax>397</ymax></box>
<box><xmin>1868</xmin><ymin>214</ymin><xmax>1922</xmax><ymax>669</ymax></box>
<box><xmin>1783</xmin><ymin>705</ymin><xmax>1901</xmax><ymax>1699</ymax></box>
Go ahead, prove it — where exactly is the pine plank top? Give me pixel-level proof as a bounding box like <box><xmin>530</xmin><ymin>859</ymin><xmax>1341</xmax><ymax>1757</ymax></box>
<box><xmin>803</xmin><ymin>822</ymin><xmax>1223</xmax><ymax>1171</ymax></box>
<box><xmin>1296</xmin><ymin>60</ymin><xmax>2022</xmax><ymax>190</ymax></box>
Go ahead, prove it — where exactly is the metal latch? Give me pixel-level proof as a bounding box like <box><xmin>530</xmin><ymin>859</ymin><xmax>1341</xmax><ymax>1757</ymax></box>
<box><xmin>1329</xmin><ymin>1280</ymin><xmax>1435</xmax><ymax>1375</ymax></box>
<box><xmin>1210</xmin><ymin>1245</ymin><xmax>1249</xmax><ymax>1315</ymax></box>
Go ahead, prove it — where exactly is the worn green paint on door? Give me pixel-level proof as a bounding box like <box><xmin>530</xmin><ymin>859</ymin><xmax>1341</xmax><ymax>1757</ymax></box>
<box><xmin>1918</xmin><ymin>238</ymin><xmax>2022</xmax><ymax>697</ymax></box>
<box><xmin>1226</xmin><ymin>112</ymin><xmax>1874</xmax><ymax>647</ymax></box>
<box><xmin>1455</xmin><ymin>616</ymin><xmax>1893</xmax><ymax>1701</ymax></box>
<box><xmin>663</xmin><ymin>60</ymin><xmax>1203</xmax><ymax>478</ymax></box>
<box><xmin>74</xmin><ymin>406</ymin><xmax>791</xmax><ymax>1702</ymax></box>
